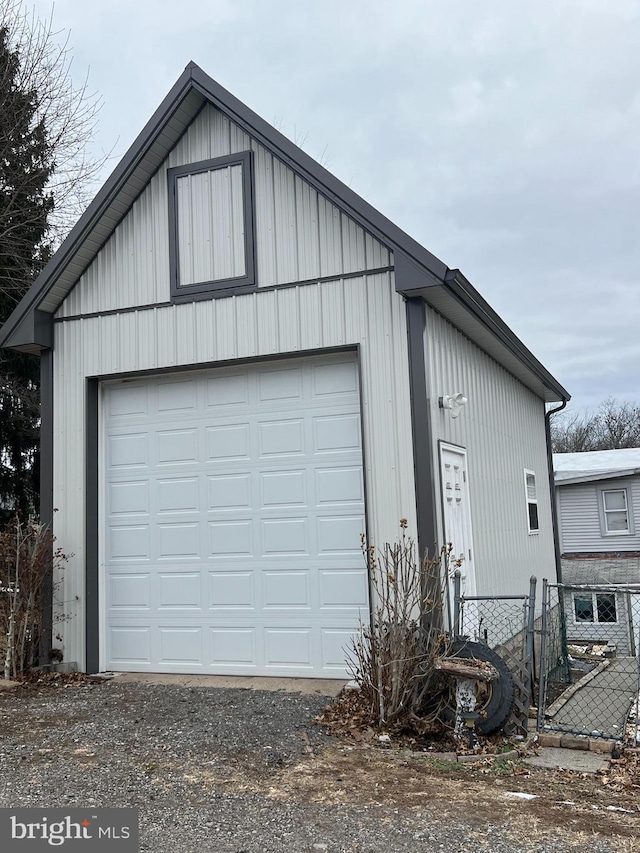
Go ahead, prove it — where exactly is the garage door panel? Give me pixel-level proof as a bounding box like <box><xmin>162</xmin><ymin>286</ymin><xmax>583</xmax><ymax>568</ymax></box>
<box><xmin>159</xmin><ymin>628</ymin><xmax>203</xmax><ymax>665</ymax></box>
<box><xmin>109</xmin><ymin>627</ymin><xmax>151</xmax><ymax>664</ymax></box>
<box><xmin>157</xmin><ymin>379</ymin><xmax>198</xmax><ymax>412</ymax></box>
<box><xmin>258</xmin><ymin>419</ymin><xmax>304</xmax><ymax>457</ymax></box>
<box><xmin>264</xmin><ymin>628</ymin><xmax>312</xmax><ymax>667</ymax></box>
<box><xmin>313</xmin><ymin>414</ymin><xmax>361</xmax><ymax>453</ymax></box>
<box><xmin>103</xmin><ymin>353</ymin><xmax>367</xmax><ymax>676</ymax></box>
<box><xmin>108</xmin><ymin>480</ymin><xmax>150</xmax><ymax>516</ymax></box>
<box><xmin>157</xmin><ymin>522</ymin><xmax>200</xmax><ymax>559</ymax></box>
<box><xmin>205</xmin><ymin>423</ymin><xmax>250</xmax><ymax>461</ymax></box>
<box><xmin>260</xmin><ymin>469</ymin><xmax>306</xmax><ymax>507</ymax></box>
<box><xmin>108</xmin><ymin>433</ymin><xmax>149</xmax><ymax>468</ymax></box>
<box><xmin>206</xmin><ymin>372</ymin><xmax>249</xmax><ymax>408</ymax></box>
<box><xmin>211</xmin><ymin>628</ymin><xmax>256</xmax><ymax>665</ymax></box>
<box><xmin>108</xmin><ymin>384</ymin><xmax>149</xmax><ymax>417</ymax></box>
<box><xmin>316</xmin><ymin>467</ymin><xmax>363</xmax><ymax>505</ymax></box>
<box><xmin>312</xmin><ymin>360</ymin><xmax>358</xmax><ymax>398</ymax></box>
<box><xmin>317</xmin><ymin>515</ymin><xmax>366</xmax><ymax>554</ymax></box>
<box><xmin>109</xmin><ymin>574</ymin><xmax>151</xmax><ymax>609</ymax></box>
<box><xmin>209</xmin><ymin>519</ymin><xmax>253</xmax><ymax>556</ymax></box>
<box><xmin>258</xmin><ymin>367</ymin><xmax>303</xmax><ymax>402</ymax></box>
<box><xmin>209</xmin><ymin>571</ymin><xmax>255</xmax><ymax>609</ymax></box>
<box><xmin>319</xmin><ymin>569</ymin><xmax>368</xmax><ymax>608</ymax></box>
<box><xmin>158</xmin><ymin>572</ymin><xmax>202</xmax><ymax>609</ymax></box>
<box><xmin>207</xmin><ymin>474</ymin><xmax>252</xmax><ymax>510</ymax></box>
<box><xmin>156</xmin><ymin>428</ymin><xmax>198</xmax><ymax>465</ymax></box>
<box><xmin>263</xmin><ymin>570</ymin><xmax>310</xmax><ymax>608</ymax></box>
<box><xmin>109</xmin><ymin>525</ymin><xmax>151</xmax><ymax>561</ymax></box>
<box><xmin>157</xmin><ymin>477</ymin><xmax>199</xmax><ymax>513</ymax></box>
<box><xmin>261</xmin><ymin>517</ymin><xmax>308</xmax><ymax>555</ymax></box>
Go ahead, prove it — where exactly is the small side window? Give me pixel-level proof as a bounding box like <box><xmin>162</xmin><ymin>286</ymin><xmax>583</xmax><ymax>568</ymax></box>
<box><xmin>524</xmin><ymin>469</ymin><xmax>539</xmax><ymax>534</ymax></box>
<box><xmin>601</xmin><ymin>488</ymin><xmax>629</xmax><ymax>534</ymax></box>
<box><xmin>573</xmin><ymin>592</ymin><xmax>617</xmax><ymax>624</ymax></box>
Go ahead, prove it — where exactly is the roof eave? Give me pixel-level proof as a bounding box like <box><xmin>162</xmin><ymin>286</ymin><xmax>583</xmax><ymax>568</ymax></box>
<box><xmin>395</xmin><ymin>257</ymin><xmax>569</xmax><ymax>403</ymax></box>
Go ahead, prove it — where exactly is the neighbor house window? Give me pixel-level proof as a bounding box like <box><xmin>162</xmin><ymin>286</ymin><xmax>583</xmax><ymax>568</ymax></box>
<box><xmin>573</xmin><ymin>592</ymin><xmax>617</xmax><ymax>624</ymax></box>
<box><xmin>524</xmin><ymin>469</ymin><xmax>539</xmax><ymax>533</ymax></box>
<box><xmin>601</xmin><ymin>488</ymin><xmax>630</xmax><ymax>534</ymax></box>
<box><xmin>168</xmin><ymin>151</ymin><xmax>255</xmax><ymax>301</ymax></box>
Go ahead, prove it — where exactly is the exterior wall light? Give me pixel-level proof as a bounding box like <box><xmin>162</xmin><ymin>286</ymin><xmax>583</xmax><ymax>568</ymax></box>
<box><xmin>438</xmin><ymin>393</ymin><xmax>468</xmax><ymax>419</ymax></box>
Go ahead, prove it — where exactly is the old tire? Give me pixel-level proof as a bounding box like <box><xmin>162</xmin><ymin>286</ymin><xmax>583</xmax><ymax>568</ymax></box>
<box><xmin>441</xmin><ymin>640</ymin><xmax>515</xmax><ymax>735</ymax></box>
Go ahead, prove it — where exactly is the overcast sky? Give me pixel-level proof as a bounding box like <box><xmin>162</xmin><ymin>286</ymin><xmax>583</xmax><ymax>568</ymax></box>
<box><xmin>27</xmin><ymin>0</ymin><xmax>640</xmax><ymax>412</ymax></box>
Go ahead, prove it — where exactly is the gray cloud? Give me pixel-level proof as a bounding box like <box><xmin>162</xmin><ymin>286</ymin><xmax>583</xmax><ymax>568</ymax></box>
<box><xmin>30</xmin><ymin>0</ymin><xmax>640</xmax><ymax>412</ymax></box>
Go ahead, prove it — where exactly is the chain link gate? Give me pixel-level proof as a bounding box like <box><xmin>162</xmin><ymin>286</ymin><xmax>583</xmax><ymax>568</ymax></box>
<box><xmin>538</xmin><ymin>581</ymin><xmax>640</xmax><ymax>743</ymax></box>
<box><xmin>452</xmin><ymin>571</ymin><xmax>537</xmax><ymax>736</ymax></box>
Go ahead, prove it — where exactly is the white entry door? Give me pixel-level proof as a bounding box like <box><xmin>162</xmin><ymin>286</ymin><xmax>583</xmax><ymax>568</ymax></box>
<box><xmin>439</xmin><ymin>443</ymin><xmax>477</xmax><ymax>598</ymax></box>
<box><xmin>100</xmin><ymin>353</ymin><xmax>368</xmax><ymax>677</ymax></box>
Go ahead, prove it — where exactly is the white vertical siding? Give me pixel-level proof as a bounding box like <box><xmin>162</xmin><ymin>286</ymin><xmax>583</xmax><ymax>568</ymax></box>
<box><xmin>558</xmin><ymin>477</ymin><xmax>640</xmax><ymax>553</ymax></box>
<box><xmin>57</xmin><ymin>104</ymin><xmax>391</xmax><ymax>318</ymax></box>
<box><xmin>425</xmin><ymin>307</ymin><xmax>556</xmax><ymax>596</ymax></box>
<box><xmin>176</xmin><ymin>164</ymin><xmax>246</xmax><ymax>285</ymax></box>
<box><xmin>52</xmin><ymin>273</ymin><xmax>417</xmax><ymax>668</ymax></box>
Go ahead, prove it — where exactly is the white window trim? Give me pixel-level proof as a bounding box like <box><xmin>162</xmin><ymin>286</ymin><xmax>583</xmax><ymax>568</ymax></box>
<box><xmin>524</xmin><ymin>468</ymin><xmax>539</xmax><ymax>535</ymax></box>
<box><xmin>596</xmin><ymin>483</ymin><xmax>635</xmax><ymax>537</ymax></box>
<box><xmin>572</xmin><ymin>591</ymin><xmax>618</xmax><ymax>625</ymax></box>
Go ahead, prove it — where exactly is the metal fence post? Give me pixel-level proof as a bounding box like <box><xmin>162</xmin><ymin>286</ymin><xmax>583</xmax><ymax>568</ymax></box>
<box><xmin>453</xmin><ymin>569</ymin><xmax>462</xmax><ymax>639</ymax></box>
<box><xmin>537</xmin><ymin>578</ymin><xmax>549</xmax><ymax>733</ymax></box>
<box><xmin>526</xmin><ymin>575</ymin><xmax>537</xmax><ymax>698</ymax></box>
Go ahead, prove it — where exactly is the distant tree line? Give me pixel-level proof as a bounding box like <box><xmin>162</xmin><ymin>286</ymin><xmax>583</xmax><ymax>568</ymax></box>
<box><xmin>550</xmin><ymin>397</ymin><xmax>640</xmax><ymax>453</ymax></box>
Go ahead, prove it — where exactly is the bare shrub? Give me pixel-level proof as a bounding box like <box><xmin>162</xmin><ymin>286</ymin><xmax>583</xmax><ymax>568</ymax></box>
<box><xmin>0</xmin><ymin>517</ymin><xmax>70</xmax><ymax>678</ymax></box>
<box><xmin>348</xmin><ymin>522</ymin><xmax>453</xmax><ymax>732</ymax></box>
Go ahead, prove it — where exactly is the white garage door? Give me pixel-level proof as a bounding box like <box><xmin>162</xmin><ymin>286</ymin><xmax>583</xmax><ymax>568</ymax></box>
<box><xmin>101</xmin><ymin>353</ymin><xmax>368</xmax><ymax>676</ymax></box>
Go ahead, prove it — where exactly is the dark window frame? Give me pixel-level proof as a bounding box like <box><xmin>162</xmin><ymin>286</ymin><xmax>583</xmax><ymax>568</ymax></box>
<box><xmin>524</xmin><ymin>468</ymin><xmax>540</xmax><ymax>534</ymax></box>
<box><xmin>572</xmin><ymin>591</ymin><xmax>618</xmax><ymax>624</ymax></box>
<box><xmin>167</xmin><ymin>151</ymin><xmax>256</xmax><ymax>303</ymax></box>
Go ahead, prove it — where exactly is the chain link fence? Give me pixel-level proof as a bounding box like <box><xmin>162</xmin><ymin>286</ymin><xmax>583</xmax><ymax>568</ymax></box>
<box><xmin>452</xmin><ymin>572</ymin><xmax>536</xmax><ymax>736</ymax></box>
<box><xmin>538</xmin><ymin>581</ymin><xmax>640</xmax><ymax>743</ymax></box>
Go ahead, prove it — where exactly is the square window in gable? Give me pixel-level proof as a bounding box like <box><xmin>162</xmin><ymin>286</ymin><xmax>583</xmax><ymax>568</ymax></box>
<box><xmin>168</xmin><ymin>151</ymin><xmax>256</xmax><ymax>301</ymax></box>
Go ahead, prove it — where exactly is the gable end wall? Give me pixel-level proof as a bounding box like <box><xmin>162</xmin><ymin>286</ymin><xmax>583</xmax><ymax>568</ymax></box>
<box><xmin>56</xmin><ymin>105</ymin><xmax>391</xmax><ymax>319</ymax></box>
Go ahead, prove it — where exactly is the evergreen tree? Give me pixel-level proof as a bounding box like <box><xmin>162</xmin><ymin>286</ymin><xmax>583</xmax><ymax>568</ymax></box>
<box><xmin>0</xmin><ymin>22</ymin><xmax>53</xmax><ymax>519</ymax></box>
<box><xmin>0</xmin><ymin>1</ymin><xmax>103</xmax><ymax>521</ymax></box>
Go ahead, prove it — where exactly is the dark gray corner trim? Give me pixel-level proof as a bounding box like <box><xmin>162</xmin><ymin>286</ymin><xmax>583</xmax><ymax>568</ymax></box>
<box><xmin>168</xmin><ymin>151</ymin><xmax>256</xmax><ymax>300</ymax></box>
<box><xmin>4</xmin><ymin>309</ymin><xmax>54</xmax><ymax>353</ymax></box>
<box><xmin>38</xmin><ymin>351</ymin><xmax>54</xmax><ymax>666</ymax></box>
<box><xmin>443</xmin><ymin>269</ymin><xmax>570</xmax><ymax>401</ymax></box>
<box><xmin>85</xmin><ymin>380</ymin><xmax>100</xmax><ymax>673</ymax></box>
<box><xmin>394</xmin><ymin>251</ymin><xmax>440</xmax><ymax>294</ymax></box>
<box><xmin>545</xmin><ymin>400</ymin><xmax>568</xmax><ymax>583</ymax></box>
<box><xmin>405</xmin><ymin>297</ymin><xmax>437</xmax><ymax>559</ymax></box>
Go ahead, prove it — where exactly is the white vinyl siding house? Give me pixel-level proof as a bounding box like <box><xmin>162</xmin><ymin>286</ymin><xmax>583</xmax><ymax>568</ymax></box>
<box><xmin>1</xmin><ymin>63</ymin><xmax>569</xmax><ymax>676</ymax></box>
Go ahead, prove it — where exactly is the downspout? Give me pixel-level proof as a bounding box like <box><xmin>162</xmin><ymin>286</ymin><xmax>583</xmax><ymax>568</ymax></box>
<box><xmin>544</xmin><ymin>399</ymin><xmax>567</xmax><ymax>583</ymax></box>
<box><xmin>39</xmin><ymin>349</ymin><xmax>54</xmax><ymax>666</ymax></box>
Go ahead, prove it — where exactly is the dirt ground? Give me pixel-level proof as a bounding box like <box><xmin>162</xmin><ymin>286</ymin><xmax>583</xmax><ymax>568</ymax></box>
<box><xmin>0</xmin><ymin>675</ymin><xmax>639</xmax><ymax>852</ymax></box>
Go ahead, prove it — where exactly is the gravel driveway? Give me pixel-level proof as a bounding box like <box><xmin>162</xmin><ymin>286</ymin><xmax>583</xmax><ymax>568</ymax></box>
<box><xmin>0</xmin><ymin>676</ymin><xmax>636</xmax><ymax>853</ymax></box>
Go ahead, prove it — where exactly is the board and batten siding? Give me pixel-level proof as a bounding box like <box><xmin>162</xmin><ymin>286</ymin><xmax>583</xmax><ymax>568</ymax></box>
<box><xmin>424</xmin><ymin>307</ymin><xmax>556</xmax><ymax>597</ymax></box>
<box><xmin>52</xmin><ymin>273</ymin><xmax>417</xmax><ymax>669</ymax></box>
<box><xmin>557</xmin><ymin>477</ymin><xmax>640</xmax><ymax>554</ymax></box>
<box><xmin>56</xmin><ymin>104</ymin><xmax>391</xmax><ymax>319</ymax></box>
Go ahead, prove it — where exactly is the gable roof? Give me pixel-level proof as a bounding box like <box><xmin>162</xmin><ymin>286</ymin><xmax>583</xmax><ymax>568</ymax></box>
<box><xmin>0</xmin><ymin>62</ymin><xmax>569</xmax><ymax>403</ymax></box>
<box><xmin>554</xmin><ymin>448</ymin><xmax>640</xmax><ymax>485</ymax></box>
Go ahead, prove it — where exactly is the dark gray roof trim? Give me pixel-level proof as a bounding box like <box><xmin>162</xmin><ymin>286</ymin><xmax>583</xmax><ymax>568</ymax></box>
<box><xmin>394</xmin><ymin>255</ymin><xmax>569</xmax><ymax>403</ymax></box>
<box><xmin>0</xmin><ymin>62</ymin><xmax>569</xmax><ymax>405</ymax></box>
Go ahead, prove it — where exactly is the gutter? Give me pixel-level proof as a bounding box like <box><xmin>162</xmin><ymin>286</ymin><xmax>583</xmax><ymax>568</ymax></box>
<box><xmin>545</xmin><ymin>399</ymin><xmax>568</xmax><ymax>583</ymax></box>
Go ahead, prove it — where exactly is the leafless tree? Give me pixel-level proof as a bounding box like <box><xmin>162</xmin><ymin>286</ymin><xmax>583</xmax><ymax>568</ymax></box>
<box><xmin>551</xmin><ymin>397</ymin><xmax>640</xmax><ymax>453</ymax></box>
